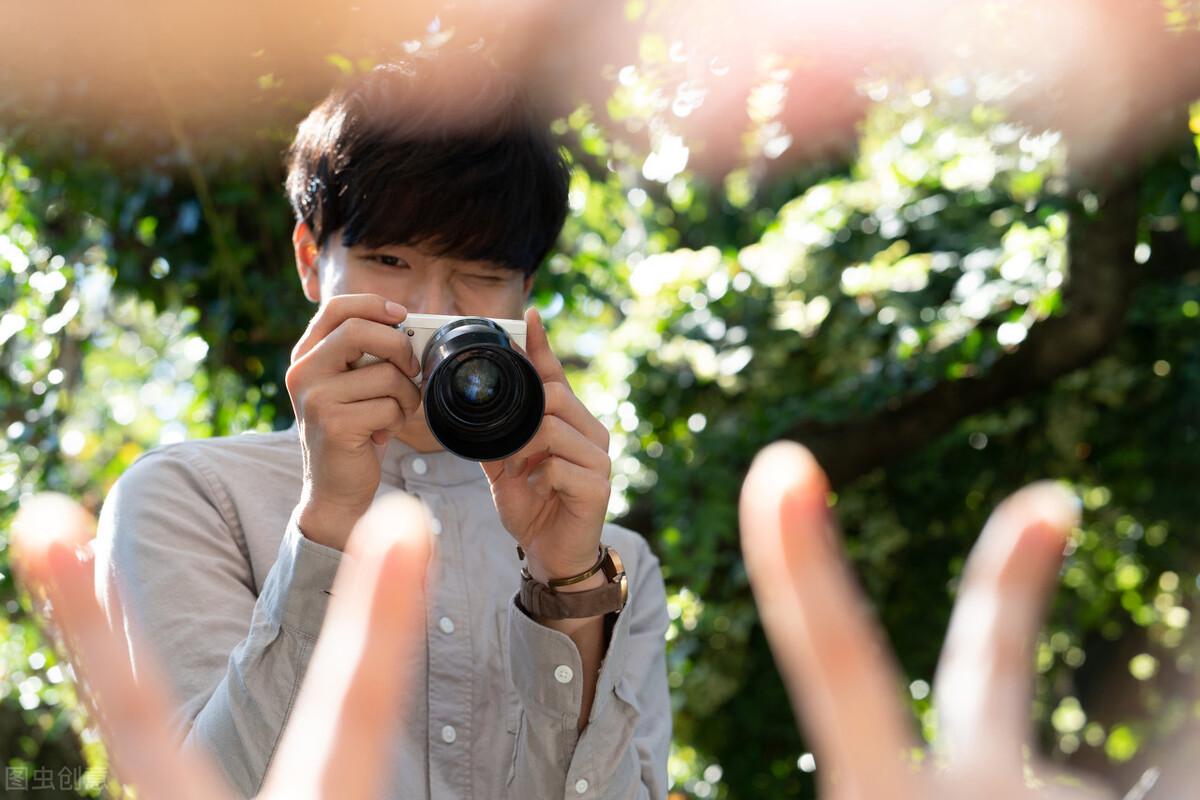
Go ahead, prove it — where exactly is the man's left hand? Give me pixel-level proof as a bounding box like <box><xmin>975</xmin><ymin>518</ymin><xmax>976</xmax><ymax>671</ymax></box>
<box><xmin>482</xmin><ymin>307</ymin><xmax>612</xmax><ymax>584</ymax></box>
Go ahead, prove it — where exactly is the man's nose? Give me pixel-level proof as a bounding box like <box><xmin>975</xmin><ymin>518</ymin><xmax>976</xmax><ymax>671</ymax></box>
<box><xmin>414</xmin><ymin>282</ymin><xmax>458</xmax><ymax>317</ymax></box>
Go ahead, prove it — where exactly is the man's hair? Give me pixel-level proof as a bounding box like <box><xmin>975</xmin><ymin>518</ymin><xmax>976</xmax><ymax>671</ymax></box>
<box><xmin>284</xmin><ymin>53</ymin><xmax>569</xmax><ymax>276</ymax></box>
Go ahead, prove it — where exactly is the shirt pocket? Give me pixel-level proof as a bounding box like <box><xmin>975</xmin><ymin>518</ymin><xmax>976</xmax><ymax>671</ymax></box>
<box><xmin>614</xmin><ymin>674</ymin><xmax>643</xmax><ymax>719</ymax></box>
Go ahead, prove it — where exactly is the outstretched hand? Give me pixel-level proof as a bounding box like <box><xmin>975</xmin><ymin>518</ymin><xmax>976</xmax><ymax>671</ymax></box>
<box><xmin>738</xmin><ymin>441</ymin><xmax>1115</xmax><ymax>799</ymax></box>
<box><xmin>11</xmin><ymin>491</ymin><xmax>432</xmax><ymax>800</ymax></box>
<box><xmin>7</xmin><ymin>438</ymin><xmax>1132</xmax><ymax>799</ymax></box>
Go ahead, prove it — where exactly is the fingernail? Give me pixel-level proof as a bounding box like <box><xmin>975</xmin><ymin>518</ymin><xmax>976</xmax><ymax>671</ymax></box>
<box><xmin>385</xmin><ymin>301</ymin><xmax>405</xmax><ymax>318</ymax></box>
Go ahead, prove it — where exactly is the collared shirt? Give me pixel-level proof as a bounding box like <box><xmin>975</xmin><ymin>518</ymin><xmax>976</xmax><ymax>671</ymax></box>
<box><xmin>93</xmin><ymin>426</ymin><xmax>671</xmax><ymax>799</ymax></box>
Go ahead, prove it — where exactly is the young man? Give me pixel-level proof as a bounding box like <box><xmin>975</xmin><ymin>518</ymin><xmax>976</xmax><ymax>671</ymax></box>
<box><xmin>94</xmin><ymin>56</ymin><xmax>671</xmax><ymax>799</ymax></box>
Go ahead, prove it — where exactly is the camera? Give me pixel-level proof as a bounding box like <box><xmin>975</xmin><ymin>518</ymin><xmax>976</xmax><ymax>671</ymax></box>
<box><xmin>351</xmin><ymin>313</ymin><xmax>544</xmax><ymax>462</ymax></box>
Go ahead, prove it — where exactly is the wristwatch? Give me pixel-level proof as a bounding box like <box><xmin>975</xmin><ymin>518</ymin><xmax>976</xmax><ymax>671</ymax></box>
<box><xmin>517</xmin><ymin>545</ymin><xmax>628</xmax><ymax>620</ymax></box>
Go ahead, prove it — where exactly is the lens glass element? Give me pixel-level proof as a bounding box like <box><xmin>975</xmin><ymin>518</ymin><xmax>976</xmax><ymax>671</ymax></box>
<box><xmin>421</xmin><ymin>317</ymin><xmax>545</xmax><ymax>461</ymax></box>
<box><xmin>451</xmin><ymin>357</ymin><xmax>502</xmax><ymax>406</ymax></box>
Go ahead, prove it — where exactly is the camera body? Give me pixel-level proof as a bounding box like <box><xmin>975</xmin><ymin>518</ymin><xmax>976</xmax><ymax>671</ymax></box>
<box><xmin>351</xmin><ymin>313</ymin><xmax>543</xmax><ymax>462</ymax></box>
<box><xmin>351</xmin><ymin>313</ymin><xmax>527</xmax><ymax>380</ymax></box>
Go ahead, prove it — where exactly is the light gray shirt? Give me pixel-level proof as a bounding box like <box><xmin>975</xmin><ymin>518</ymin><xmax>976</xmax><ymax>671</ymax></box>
<box><xmin>93</xmin><ymin>426</ymin><xmax>671</xmax><ymax>799</ymax></box>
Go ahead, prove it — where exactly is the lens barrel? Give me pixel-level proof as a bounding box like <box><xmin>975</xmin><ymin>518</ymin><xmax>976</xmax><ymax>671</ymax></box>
<box><xmin>420</xmin><ymin>318</ymin><xmax>544</xmax><ymax>461</ymax></box>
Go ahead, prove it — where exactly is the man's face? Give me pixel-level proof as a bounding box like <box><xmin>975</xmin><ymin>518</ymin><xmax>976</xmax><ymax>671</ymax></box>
<box><xmin>302</xmin><ymin>228</ymin><xmax>533</xmax><ymax>320</ymax></box>
<box><xmin>292</xmin><ymin>223</ymin><xmax>536</xmax><ymax>450</ymax></box>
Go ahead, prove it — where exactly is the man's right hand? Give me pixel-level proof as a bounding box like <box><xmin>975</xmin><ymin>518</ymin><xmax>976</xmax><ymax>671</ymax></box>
<box><xmin>285</xmin><ymin>293</ymin><xmax>423</xmax><ymax>551</ymax></box>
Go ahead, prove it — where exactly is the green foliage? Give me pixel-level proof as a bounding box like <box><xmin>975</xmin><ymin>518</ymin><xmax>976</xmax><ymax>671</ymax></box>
<box><xmin>572</xmin><ymin>70</ymin><xmax>1198</xmax><ymax>796</ymax></box>
<box><xmin>2</xmin><ymin>33</ymin><xmax>1199</xmax><ymax>800</ymax></box>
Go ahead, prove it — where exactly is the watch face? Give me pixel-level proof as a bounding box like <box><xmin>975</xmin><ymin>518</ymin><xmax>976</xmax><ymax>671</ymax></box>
<box><xmin>606</xmin><ymin>546</ymin><xmax>625</xmax><ymax>578</ymax></box>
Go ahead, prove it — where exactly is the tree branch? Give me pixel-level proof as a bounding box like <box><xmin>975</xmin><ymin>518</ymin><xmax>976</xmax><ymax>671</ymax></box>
<box><xmin>791</xmin><ymin>186</ymin><xmax>1144</xmax><ymax>487</ymax></box>
<box><xmin>616</xmin><ymin>180</ymin><xmax>1200</xmax><ymax>535</ymax></box>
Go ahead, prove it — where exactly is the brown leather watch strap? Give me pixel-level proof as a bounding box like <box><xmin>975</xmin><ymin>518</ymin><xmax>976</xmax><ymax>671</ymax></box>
<box><xmin>517</xmin><ymin>545</ymin><xmax>628</xmax><ymax>619</ymax></box>
<box><xmin>518</xmin><ymin>577</ymin><xmax>626</xmax><ymax>619</ymax></box>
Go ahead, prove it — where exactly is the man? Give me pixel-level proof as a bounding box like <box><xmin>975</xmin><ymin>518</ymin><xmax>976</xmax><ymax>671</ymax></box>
<box><xmin>93</xmin><ymin>55</ymin><xmax>671</xmax><ymax>800</ymax></box>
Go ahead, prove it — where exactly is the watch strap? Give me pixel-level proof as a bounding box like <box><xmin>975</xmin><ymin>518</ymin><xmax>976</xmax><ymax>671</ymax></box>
<box><xmin>518</xmin><ymin>577</ymin><xmax>626</xmax><ymax>619</ymax></box>
<box><xmin>517</xmin><ymin>545</ymin><xmax>629</xmax><ymax>620</ymax></box>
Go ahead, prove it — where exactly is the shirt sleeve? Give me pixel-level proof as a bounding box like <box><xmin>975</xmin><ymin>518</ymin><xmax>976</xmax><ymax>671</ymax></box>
<box><xmin>506</xmin><ymin>546</ymin><xmax>671</xmax><ymax>800</ymax></box>
<box><xmin>93</xmin><ymin>448</ymin><xmax>344</xmax><ymax>798</ymax></box>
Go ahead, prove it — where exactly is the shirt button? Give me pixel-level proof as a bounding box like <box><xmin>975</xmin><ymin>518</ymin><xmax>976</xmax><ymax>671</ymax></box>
<box><xmin>431</xmin><ymin>517</ymin><xmax>442</xmax><ymax>536</ymax></box>
<box><xmin>438</xmin><ymin>616</ymin><xmax>455</xmax><ymax>634</ymax></box>
<box><xmin>441</xmin><ymin>724</ymin><xmax>456</xmax><ymax>744</ymax></box>
<box><xmin>554</xmin><ymin>665</ymin><xmax>574</xmax><ymax>684</ymax></box>
<box><xmin>411</xmin><ymin>457</ymin><xmax>428</xmax><ymax>475</ymax></box>
<box><xmin>575</xmin><ymin>778</ymin><xmax>589</xmax><ymax>794</ymax></box>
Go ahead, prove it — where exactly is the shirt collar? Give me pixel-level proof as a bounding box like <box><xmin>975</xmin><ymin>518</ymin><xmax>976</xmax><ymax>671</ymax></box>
<box><xmin>378</xmin><ymin>435</ymin><xmax>487</xmax><ymax>486</ymax></box>
<box><xmin>283</xmin><ymin>420</ymin><xmax>485</xmax><ymax>486</ymax></box>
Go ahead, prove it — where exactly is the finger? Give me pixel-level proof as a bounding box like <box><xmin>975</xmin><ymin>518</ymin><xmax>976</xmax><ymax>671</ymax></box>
<box><xmin>11</xmin><ymin>494</ymin><xmax>231</xmax><ymax>800</ymax></box>
<box><xmin>499</xmin><ymin>414</ymin><xmax>609</xmax><ymax>479</ymax></box>
<box><xmin>292</xmin><ymin>293</ymin><xmax>407</xmax><ymax>363</ymax></box>
<box><xmin>739</xmin><ymin>442</ymin><xmax>918</xmax><ymax>797</ymax></box>
<box><xmin>480</xmin><ymin>457</ymin><xmax>504</xmax><ymax>483</ymax></box>
<box><xmin>527</xmin><ymin>454</ymin><xmax>612</xmax><ymax>505</ymax></box>
<box><xmin>522</xmin><ymin>307</ymin><xmax>570</xmax><ymax>387</ymax></box>
<box><xmin>302</xmin><ymin>317</ymin><xmax>420</xmax><ymax>378</ymax></box>
<box><xmin>319</xmin><ymin>362</ymin><xmax>422</xmax><ymax>415</ymax></box>
<box><xmin>481</xmin><ymin>384</ymin><xmax>607</xmax><ymax>482</ymax></box>
<box><xmin>262</xmin><ymin>493</ymin><xmax>432</xmax><ymax>800</ymax></box>
<box><xmin>933</xmin><ymin>481</ymin><xmax>1077</xmax><ymax>775</ymax></box>
<box><xmin>543</xmin><ymin>381</ymin><xmax>610</xmax><ymax>453</ymax></box>
<box><xmin>320</xmin><ymin>397</ymin><xmax>413</xmax><ymax>446</ymax></box>
<box><xmin>9</xmin><ymin>492</ymin><xmax>96</xmax><ymax>605</ymax></box>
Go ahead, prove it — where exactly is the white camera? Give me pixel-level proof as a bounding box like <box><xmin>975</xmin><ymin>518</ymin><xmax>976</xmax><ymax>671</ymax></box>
<box><xmin>351</xmin><ymin>313</ymin><xmax>542</xmax><ymax>461</ymax></box>
<box><xmin>351</xmin><ymin>313</ymin><xmax>526</xmax><ymax>380</ymax></box>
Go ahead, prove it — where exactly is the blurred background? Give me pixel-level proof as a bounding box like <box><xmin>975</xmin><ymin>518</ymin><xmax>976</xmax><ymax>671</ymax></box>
<box><xmin>1</xmin><ymin>1</ymin><xmax>1199</xmax><ymax>797</ymax></box>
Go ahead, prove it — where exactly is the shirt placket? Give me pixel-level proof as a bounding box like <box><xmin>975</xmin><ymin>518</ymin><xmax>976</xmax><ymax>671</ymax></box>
<box><xmin>414</xmin><ymin>470</ymin><xmax>474</xmax><ymax>800</ymax></box>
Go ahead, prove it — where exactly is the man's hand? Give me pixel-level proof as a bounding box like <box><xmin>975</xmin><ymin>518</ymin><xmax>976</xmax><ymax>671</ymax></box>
<box><xmin>482</xmin><ymin>307</ymin><xmax>613</xmax><ymax>584</ymax></box>
<box><xmin>286</xmin><ymin>293</ymin><xmax>423</xmax><ymax>551</ymax></box>
<box><xmin>739</xmin><ymin>441</ymin><xmax>1115</xmax><ymax>799</ymax></box>
<box><xmin>10</xmin><ymin>491</ymin><xmax>432</xmax><ymax>800</ymax></box>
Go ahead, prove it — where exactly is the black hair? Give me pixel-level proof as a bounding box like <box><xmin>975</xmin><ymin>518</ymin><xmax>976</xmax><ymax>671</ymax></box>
<box><xmin>284</xmin><ymin>53</ymin><xmax>570</xmax><ymax>275</ymax></box>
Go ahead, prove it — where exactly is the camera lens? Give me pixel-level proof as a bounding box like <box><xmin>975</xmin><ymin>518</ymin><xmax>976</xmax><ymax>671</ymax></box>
<box><xmin>419</xmin><ymin>318</ymin><xmax>544</xmax><ymax>461</ymax></box>
<box><xmin>450</xmin><ymin>356</ymin><xmax>502</xmax><ymax>406</ymax></box>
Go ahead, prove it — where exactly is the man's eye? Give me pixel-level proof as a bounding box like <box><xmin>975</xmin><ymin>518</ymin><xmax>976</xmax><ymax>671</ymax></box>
<box><xmin>468</xmin><ymin>274</ymin><xmax>507</xmax><ymax>285</ymax></box>
<box><xmin>369</xmin><ymin>254</ymin><xmax>408</xmax><ymax>268</ymax></box>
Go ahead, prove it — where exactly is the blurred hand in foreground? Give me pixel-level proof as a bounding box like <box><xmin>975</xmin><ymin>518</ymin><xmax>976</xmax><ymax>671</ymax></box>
<box><xmin>6</xmin><ymin>440</ymin><xmax>1144</xmax><ymax>800</ymax></box>
<box><xmin>739</xmin><ymin>441</ymin><xmax>1117</xmax><ymax>800</ymax></box>
<box><xmin>10</xmin><ymin>491</ymin><xmax>431</xmax><ymax>800</ymax></box>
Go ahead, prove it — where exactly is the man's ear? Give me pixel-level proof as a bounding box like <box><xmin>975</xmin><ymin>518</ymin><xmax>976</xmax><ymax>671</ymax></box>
<box><xmin>522</xmin><ymin>272</ymin><xmax>535</xmax><ymax>299</ymax></box>
<box><xmin>292</xmin><ymin>222</ymin><xmax>322</xmax><ymax>304</ymax></box>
